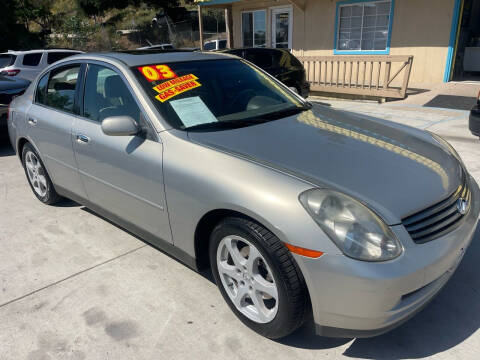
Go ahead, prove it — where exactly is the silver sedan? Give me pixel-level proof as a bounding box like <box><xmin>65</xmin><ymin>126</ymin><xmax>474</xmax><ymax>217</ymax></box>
<box><xmin>7</xmin><ymin>51</ymin><xmax>480</xmax><ymax>339</ymax></box>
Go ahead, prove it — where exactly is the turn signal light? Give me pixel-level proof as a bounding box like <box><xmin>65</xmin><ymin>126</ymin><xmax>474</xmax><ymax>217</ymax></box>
<box><xmin>284</xmin><ymin>243</ymin><xmax>324</xmax><ymax>258</ymax></box>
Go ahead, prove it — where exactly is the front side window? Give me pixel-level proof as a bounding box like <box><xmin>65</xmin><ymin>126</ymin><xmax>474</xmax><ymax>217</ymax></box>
<box><xmin>83</xmin><ymin>64</ymin><xmax>140</xmax><ymax>122</ymax></box>
<box><xmin>45</xmin><ymin>65</ymin><xmax>80</xmax><ymax>113</ymax></box>
<box><xmin>22</xmin><ymin>53</ymin><xmax>43</xmax><ymax>66</ymax></box>
<box><xmin>336</xmin><ymin>0</ymin><xmax>392</xmax><ymax>53</ymax></box>
<box><xmin>133</xmin><ymin>59</ymin><xmax>306</xmax><ymax>131</ymax></box>
<box><xmin>242</xmin><ymin>10</ymin><xmax>266</xmax><ymax>47</ymax></box>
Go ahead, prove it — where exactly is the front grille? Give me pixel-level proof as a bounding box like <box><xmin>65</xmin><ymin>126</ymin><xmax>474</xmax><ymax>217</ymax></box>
<box><xmin>402</xmin><ymin>176</ymin><xmax>471</xmax><ymax>244</ymax></box>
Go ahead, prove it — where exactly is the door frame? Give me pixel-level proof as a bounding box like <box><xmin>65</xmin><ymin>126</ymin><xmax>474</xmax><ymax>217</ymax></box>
<box><xmin>270</xmin><ymin>5</ymin><xmax>293</xmax><ymax>49</ymax></box>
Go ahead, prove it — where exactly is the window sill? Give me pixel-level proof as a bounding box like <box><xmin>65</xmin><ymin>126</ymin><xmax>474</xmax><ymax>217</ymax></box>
<box><xmin>333</xmin><ymin>49</ymin><xmax>390</xmax><ymax>55</ymax></box>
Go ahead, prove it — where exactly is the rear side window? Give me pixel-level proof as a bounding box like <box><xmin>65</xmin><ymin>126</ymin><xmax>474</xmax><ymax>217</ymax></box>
<box><xmin>47</xmin><ymin>52</ymin><xmax>77</xmax><ymax>64</ymax></box>
<box><xmin>0</xmin><ymin>55</ymin><xmax>16</xmax><ymax>67</ymax></box>
<box><xmin>22</xmin><ymin>53</ymin><xmax>43</xmax><ymax>66</ymax></box>
<box><xmin>204</xmin><ymin>42</ymin><xmax>216</xmax><ymax>51</ymax></box>
<box><xmin>35</xmin><ymin>73</ymin><xmax>49</xmax><ymax>104</ymax></box>
<box><xmin>46</xmin><ymin>65</ymin><xmax>81</xmax><ymax>113</ymax></box>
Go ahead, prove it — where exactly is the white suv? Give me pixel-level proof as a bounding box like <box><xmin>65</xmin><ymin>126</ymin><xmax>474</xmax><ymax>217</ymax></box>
<box><xmin>0</xmin><ymin>49</ymin><xmax>82</xmax><ymax>81</ymax></box>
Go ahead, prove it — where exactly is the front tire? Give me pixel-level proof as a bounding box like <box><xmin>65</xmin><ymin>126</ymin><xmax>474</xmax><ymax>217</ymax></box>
<box><xmin>209</xmin><ymin>217</ymin><xmax>309</xmax><ymax>339</ymax></box>
<box><xmin>22</xmin><ymin>143</ymin><xmax>62</xmax><ymax>205</ymax></box>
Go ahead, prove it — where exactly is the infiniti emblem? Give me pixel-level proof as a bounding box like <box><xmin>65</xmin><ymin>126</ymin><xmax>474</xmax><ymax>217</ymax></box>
<box><xmin>456</xmin><ymin>197</ymin><xmax>469</xmax><ymax>215</ymax></box>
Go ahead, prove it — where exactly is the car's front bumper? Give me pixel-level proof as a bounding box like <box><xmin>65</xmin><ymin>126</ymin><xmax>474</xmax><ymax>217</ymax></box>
<box><xmin>294</xmin><ymin>176</ymin><xmax>480</xmax><ymax>338</ymax></box>
<box><xmin>469</xmin><ymin>106</ymin><xmax>480</xmax><ymax>137</ymax></box>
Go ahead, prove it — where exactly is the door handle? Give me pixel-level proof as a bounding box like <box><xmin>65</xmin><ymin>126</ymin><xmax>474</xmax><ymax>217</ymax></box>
<box><xmin>28</xmin><ymin>117</ymin><xmax>37</xmax><ymax>126</ymax></box>
<box><xmin>76</xmin><ymin>134</ymin><xmax>90</xmax><ymax>144</ymax></box>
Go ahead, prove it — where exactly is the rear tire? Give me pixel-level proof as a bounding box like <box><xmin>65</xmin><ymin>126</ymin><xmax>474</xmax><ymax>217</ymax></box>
<box><xmin>209</xmin><ymin>216</ymin><xmax>310</xmax><ymax>339</ymax></box>
<box><xmin>22</xmin><ymin>143</ymin><xmax>62</xmax><ymax>205</ymax></box>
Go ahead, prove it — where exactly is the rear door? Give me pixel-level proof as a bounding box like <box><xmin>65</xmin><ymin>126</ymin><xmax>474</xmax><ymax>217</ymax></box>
<box><xmin>27</xmin><ymin>63</ymin><xmax>87</xmax><ymax>198</ymax></box>
<box><xmin>72</xmin><ymin>62</ymin><xmax>172</xmax><ymax>244</ymax></box>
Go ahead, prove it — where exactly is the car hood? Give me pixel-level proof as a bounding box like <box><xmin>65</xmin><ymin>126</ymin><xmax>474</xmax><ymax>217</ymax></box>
<box><xmin>188</xmin><ymin>106</ymin><xmax>464</xmax><ymax>225</ymax></box>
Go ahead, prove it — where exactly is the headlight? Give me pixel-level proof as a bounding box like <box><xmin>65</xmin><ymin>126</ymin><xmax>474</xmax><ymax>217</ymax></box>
<box><xmin>299</xmin><ymin>189</ymin><xmax>403</xmax><ymax>261</ymax></box>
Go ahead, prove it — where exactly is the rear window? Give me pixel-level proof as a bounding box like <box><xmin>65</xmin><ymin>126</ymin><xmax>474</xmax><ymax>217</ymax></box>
<box><xmin>22</xmin><ymin>53</ymin><xmax>43</xmax><ymax>66</ymax></box>
<box><xmin>218</xmin><ymin>40</ymin><xmax>227</xmax><ymax>49</ymax></box>
<box><xmin>0</xmin><ymin>54</ymin><xmax>16</xmax><ymax>68</ymax></box>
<box><xmin>133</xmin><ymin>59</ymin><xmax>303</xmax><ymax>130</ymax></box>
<box><xmin>47</xmin><ymin>52</ymin><xmax>78</xmax><ymax>64</ymax></box>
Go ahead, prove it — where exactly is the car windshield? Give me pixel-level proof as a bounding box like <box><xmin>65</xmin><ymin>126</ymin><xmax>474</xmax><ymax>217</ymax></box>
<box><xmin>132</xmin><ymin>59</ymin><xmax>307</xmax><ymax>131</ymax></box>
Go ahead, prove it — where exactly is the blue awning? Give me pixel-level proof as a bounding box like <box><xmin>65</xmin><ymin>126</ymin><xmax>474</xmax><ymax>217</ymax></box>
<box><xmin>197</xmin><ymin>0</ymin><xmax>242</xmax><ymax>6</ymax></box>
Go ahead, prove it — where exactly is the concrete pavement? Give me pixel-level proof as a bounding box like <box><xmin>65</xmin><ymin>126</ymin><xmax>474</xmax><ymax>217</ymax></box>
<box><xmin>0</xmin><ymin>100</ymin><xmax>479</xmax><ymax>359</ymax></box>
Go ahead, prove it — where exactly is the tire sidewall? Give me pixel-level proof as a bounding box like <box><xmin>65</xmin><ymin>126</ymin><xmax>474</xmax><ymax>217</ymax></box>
<box><xmin>209</xmin><ymin>218</ymin><xmax>299</xmax><ymax>339</ymax></box>
<box><xmin>22</xmin><ymin>144</ymin><xmax>55</xmax><ymax>204</ymax></box>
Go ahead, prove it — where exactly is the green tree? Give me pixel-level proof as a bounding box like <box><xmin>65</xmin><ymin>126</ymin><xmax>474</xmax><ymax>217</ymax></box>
<box><xmin>0</xmin><ymin>1</ymin><xmax>42</xmax><ymax>51</ymax></box>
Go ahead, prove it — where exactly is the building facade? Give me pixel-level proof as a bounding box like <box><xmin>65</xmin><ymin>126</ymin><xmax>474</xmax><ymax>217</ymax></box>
<box><xmin>200</xmin><ymin>0</ymin><xmax>479</xmax><ymax>86</ymax></box>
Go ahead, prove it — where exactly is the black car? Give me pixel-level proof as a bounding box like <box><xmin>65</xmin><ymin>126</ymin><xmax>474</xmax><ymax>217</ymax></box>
<box><xmin>221</xmin><ymin>48</ymin><xmax>310</xmax><ymax>98</ymax></box>
<box><xmin>0</xmin><ymin>75</ymin><xmax>30</xmax><ymax>140</ymax></box>
<box><xmin>470</xmin><ymin>90</ymin><xmax>480</xmax><ymax>138</ymax></box>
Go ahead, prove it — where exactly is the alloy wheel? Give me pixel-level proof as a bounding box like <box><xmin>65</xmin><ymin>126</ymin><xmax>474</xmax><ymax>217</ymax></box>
<box><xmin>216</xmin><ymin>235</ymin><xmax>279</xmax><ymax>323</ymax></box>
<box><xmin>25</xmin><ymin>151</ymin><xmax>48</xmax><ymax>197</ymax></box>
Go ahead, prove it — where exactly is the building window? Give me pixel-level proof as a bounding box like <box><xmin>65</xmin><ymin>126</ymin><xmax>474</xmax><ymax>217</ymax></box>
<box><xmin>242</xmin><ymin>10</ymin><xmax>266</xmax><ymax>47</ymax></box>
<box><xmin>335</xmin><ymin>0</ymin><xmax>394</xmax><ymax>54</ymax></box>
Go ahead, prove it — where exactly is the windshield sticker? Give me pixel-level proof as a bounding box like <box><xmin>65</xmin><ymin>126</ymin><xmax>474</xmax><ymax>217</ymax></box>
<box><xmin>138</xmin><ymin>64</ymin><xmax>177</xmax><ymax>82</ymax></box>
<box><xmin>155</xmin><ymin>79</ymin><xmax>201</xmax><ymax>102</ymax></box>
<box><xmin>153</xmin><ymin>74</ymin><xmax>198</xmax><ymax>93</ymax></box>
<box><xmin>170</xmin><ymin>96</ymin><xmax>217</xmax><ymax>128</ymax></box>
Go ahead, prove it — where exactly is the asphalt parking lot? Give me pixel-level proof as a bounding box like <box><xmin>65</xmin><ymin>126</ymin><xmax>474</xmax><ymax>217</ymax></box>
<box><xmin>1</xmin><ymin>101</ymin><xmax>479</xmax><ymax>360</ymax></box>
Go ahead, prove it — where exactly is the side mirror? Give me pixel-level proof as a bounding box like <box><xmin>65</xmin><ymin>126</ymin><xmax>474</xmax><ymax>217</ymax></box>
<box><xmin>101</xmin><ymin>116</ymin><xmax>139</xmax><ymax>136</ymax></box>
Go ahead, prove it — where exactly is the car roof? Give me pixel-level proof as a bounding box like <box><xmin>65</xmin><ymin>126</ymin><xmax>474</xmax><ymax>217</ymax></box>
<box><xmin>67</xmin><ymin>50</ymin><xmax>237</xmax><ymax>67</ymax></box>
<box><xmin>2</xmin><ymin>49</ymin><xmax>82</xmax><ymax>55</ymax></box>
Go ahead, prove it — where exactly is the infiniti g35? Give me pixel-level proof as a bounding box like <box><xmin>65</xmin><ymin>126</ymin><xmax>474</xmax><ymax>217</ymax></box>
<box><xmin>7</xmin><ymin>51</ymin><xmax>479</xmax><ymax>339</ymax></box>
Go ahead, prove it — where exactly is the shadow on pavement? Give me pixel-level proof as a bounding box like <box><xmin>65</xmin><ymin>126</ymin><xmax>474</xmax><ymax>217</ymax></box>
<box><xmin>424</xmin><ymin>95</ymin><xmax>476</xmax><ymax>111</ymax></box>
<box><xmin>279</xmin><ymin>221</ymin><xmax>480</xmax><ymax>358</ymax></box>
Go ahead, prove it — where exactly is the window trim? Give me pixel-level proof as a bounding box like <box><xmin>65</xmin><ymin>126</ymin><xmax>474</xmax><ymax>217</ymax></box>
<box><xmin>333</xmin><ymin>0</ymin><xmax>395</xmax><ymax>55</ymax></box>
<box><xmin>241</xmin><ymin>9</ymin><xmax>267</xmax><ymax>48</ymax></box>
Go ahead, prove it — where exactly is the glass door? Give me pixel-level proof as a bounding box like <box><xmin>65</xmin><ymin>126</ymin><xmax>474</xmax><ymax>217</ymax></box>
<box><xmin>271</xmin><ymin>7</ymin><xmax>292</xmax><ymax>49</ymax></box>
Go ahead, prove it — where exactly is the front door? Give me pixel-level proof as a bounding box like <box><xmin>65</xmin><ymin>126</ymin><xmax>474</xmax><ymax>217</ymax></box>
<box><xmin>72</xmin><ymin>62</ymin><xmax>172</xmax><ymax>244</ymax></box>
<box><xmin>271</xmin><ymin>7</ymin><xmax>292</xmax><ymax>49</ymax></box>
